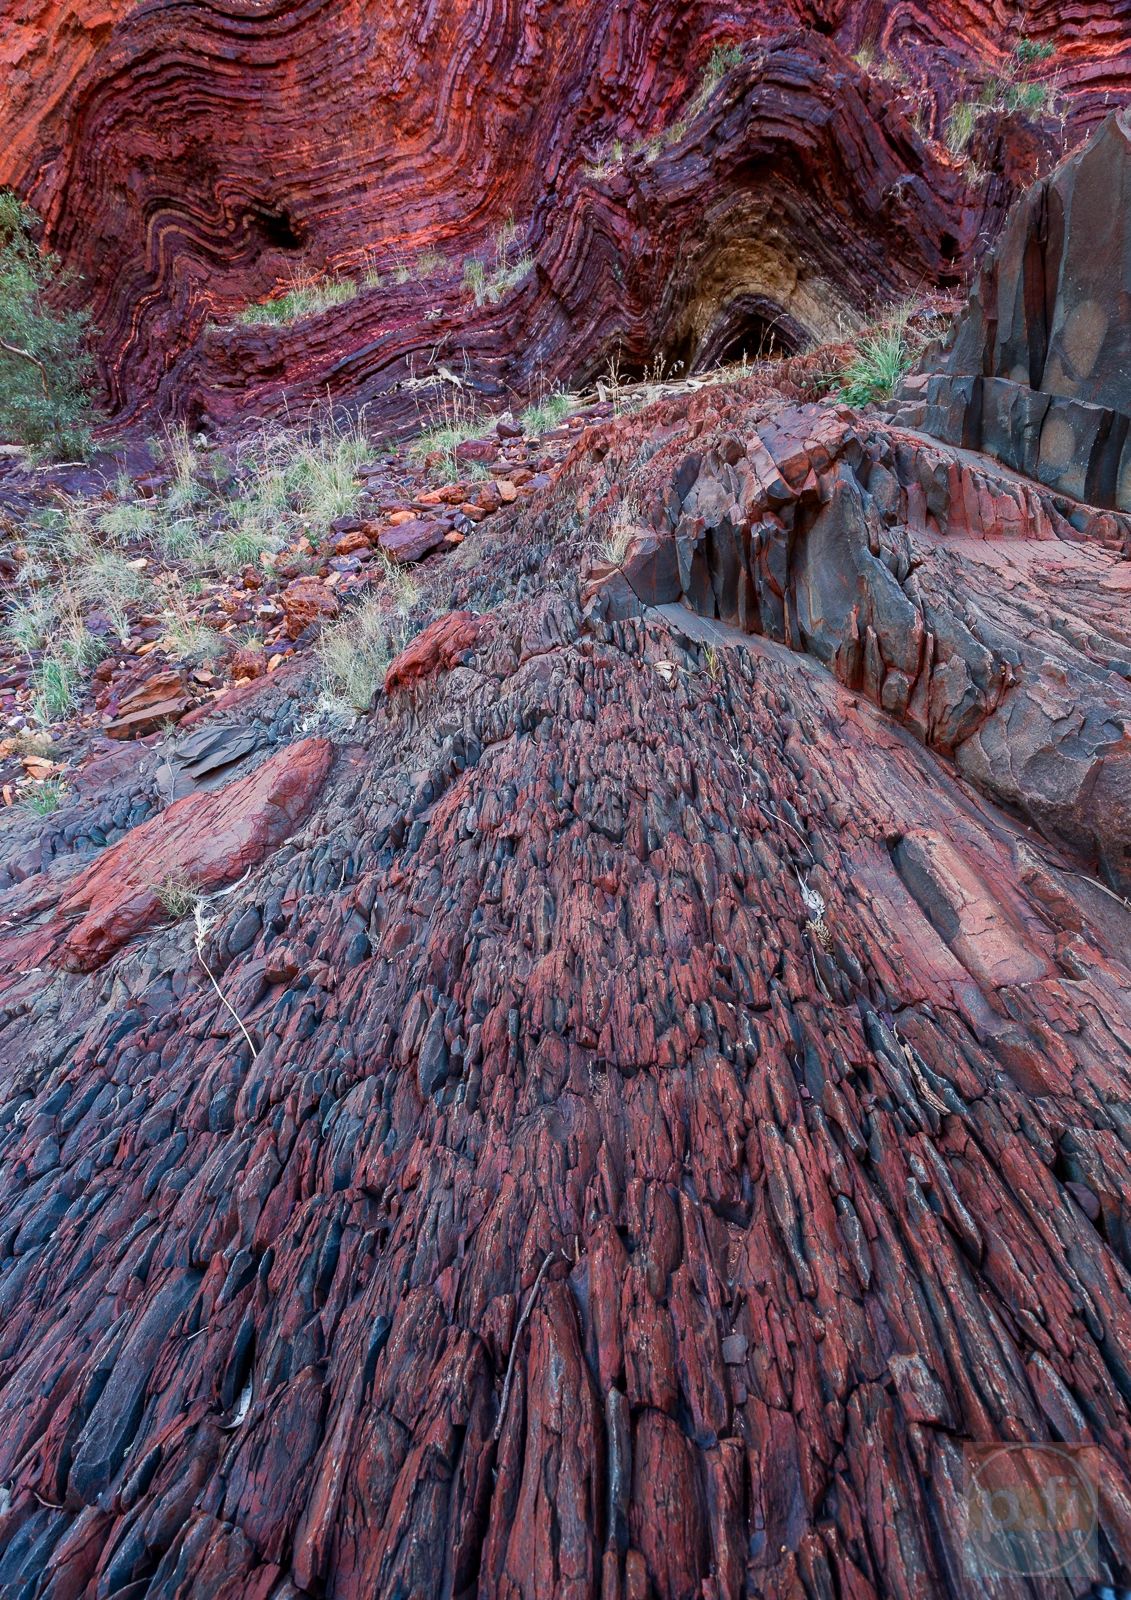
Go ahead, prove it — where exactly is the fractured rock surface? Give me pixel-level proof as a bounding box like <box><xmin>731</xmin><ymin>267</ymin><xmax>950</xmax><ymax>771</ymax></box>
<box><xmin>897</xmin><ymin>107</ymin><xmax>1131</xmax><ymax>511</ymax></box>
<box><xmin>595</xmin><ymin>389</ymin><xmax>1131</xmax><ymax>889</ymax></box>
<box><xmin>1</xmin><ymin>389</ymin><xmax>1131</xmax><ymax>1595</ymax></box>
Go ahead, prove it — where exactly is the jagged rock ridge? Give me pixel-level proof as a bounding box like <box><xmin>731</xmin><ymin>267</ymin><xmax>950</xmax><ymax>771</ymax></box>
<box><xmin>2</xmin><ymin>362</ymin><xmax>1131</xmax><ymax>1594</ymax></box>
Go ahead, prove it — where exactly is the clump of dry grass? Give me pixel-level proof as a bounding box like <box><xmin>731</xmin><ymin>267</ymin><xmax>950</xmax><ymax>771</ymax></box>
<box><xmin>236</xmin><ymin>275</ymin><xmax>359</xmax><ymax>326</ymax></box>
<box><xmin>462</xmin><ymin>215</ymin><xmax>534</xmax><ymax>307</ymax></box>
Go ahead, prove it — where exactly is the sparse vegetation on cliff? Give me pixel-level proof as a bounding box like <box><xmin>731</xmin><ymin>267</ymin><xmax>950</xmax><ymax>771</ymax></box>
<box><xmin>235</xmin><ymin>274</ymin><xmax>359</xmax><ymax>326</ymax></box>
<box><xmin>945</xmin><ymin>37</ymin><xmax>1057</xmax><ymax>156</ymax></box>
<box><xmin>0</xmin><ymin>191</ymin><xmax>98</xmax><ymax>457</ymax></box>
<box><xmin>838</xmin><ymin>301</ymin><xmax>931</xmax><ymax>407</ymax></box>
<box><xmin>462</xmin><ymin>217</ymin><xmax>534</xmax><ymax>307</ymax></box>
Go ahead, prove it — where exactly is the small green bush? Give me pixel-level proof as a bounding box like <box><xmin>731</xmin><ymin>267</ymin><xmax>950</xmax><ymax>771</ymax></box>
<box><xmin>976</xmin><ymin>38</ymin><xmax>1056</xmax><ymax>124</ymax></box>
<box><xmin>522</xmin><ymin>391</ymin><xmax>575</xmax><ymax>435</ymax></box>
<box><xmin>703</xmin><ymin>43</ymin><xmax>744</xmax><ymax>91</ymax></box>
<box><xmin>1013</xmin><ymin>37</ymin><xmax>1055</xmax><ymax>67</ymax></box>
<box><xmin>462</xmin><ymin>216</ymin><xmax>534</xmax><ymax>308</ymax></box>
<box><xmin>0</xmin><ymin>191</ymin><xmax>98</xmax><ymax>456</ymax></box>
<box><xmin>838</xmin><ymin>303</ymin><xmax>919</xmax><ymax>407</ymax></box>
<box><xmin>318</xmin><ymin>596</ymin><xmax>401</xmax><ymax>716</ymax></box>
<box><xmin>1006</xmin><ymin>79</ymin><xmax>1053</xmax><ymax>116</ymax></box>
<box><xmin>154</xmin><ymin>871</ymin><xmax>204</xmax><ymax>920</ymax></box>
<box><xmin>23</xmin><ymin>778</ymin><xmax>68</xmax><ymax>816</ymax></box>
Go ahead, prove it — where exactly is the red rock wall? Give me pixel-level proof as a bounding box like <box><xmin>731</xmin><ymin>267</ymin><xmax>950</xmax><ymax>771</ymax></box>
<box><xmin>2</xmin><ymin>0</ymin><xmax>1129</xmax><ymax>426</ymax></box>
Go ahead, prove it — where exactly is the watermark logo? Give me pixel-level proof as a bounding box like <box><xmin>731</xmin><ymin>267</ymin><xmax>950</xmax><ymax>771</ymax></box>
<box><xmin>964</xmin><ymin>1443</ymin><xmax>1099</xmax><ymax>1582</ymax></box>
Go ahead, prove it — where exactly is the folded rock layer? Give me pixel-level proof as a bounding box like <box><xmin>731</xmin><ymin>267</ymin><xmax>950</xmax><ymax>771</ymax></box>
<box><xmin>3</xmin><ymin>0</ymin><xmax>1131</xmax><ymax>424</ymax></box>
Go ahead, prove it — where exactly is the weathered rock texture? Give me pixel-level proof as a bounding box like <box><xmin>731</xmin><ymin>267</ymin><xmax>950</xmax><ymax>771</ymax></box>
<box><xmin>3</xmin><ymin>1</ymin><xmax>1131</xmax><ymax>425</ymax></box>
<box><xmin>2</xmin><ymin>377</ymin><xmax>1131</xmax><ymax>1596</ymax></box>
<box><xmin>595</xmin><ymin>393</ymin><xmax>1131</xmax><ymax>890</ymax></box>
<box><xmin>896</xmin><ymin>107</ymin><xmax>1131</xmax><ymax>510</ymax></box>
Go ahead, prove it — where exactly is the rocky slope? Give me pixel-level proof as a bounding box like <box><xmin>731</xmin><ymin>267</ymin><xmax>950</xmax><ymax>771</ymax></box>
<box><xmin>2</xmin><ymin>348</ymin><xmax>1131</xmax><ymax>1599</ymax></box>
<box><xmin>3</xmin><ymin>8</ymin><xmax>1131</xmax><ymax>1600</ymax></box>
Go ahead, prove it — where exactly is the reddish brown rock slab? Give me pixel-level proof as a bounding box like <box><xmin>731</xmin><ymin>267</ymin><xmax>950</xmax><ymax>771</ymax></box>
<box><xmin>104</xmin><ymin>668</ymin><xmax>191</xmax><ymax>739</ymax></box>
<box><xmin>9</xmin><ymin>379</ymin><xmax>1131</xmax><ymax>1600</ymax></box>
<box><xmin>51</xmin><ymin>736</ymin><xmax>332</xmax><ymax>971</ymax></box>
<box><xmin>384</xmin><ymin>610</ymin><xmax>484</xmax><ymax>694</ymax></box>
<box><xmin>377</xmin><ymin>518</ymin><xmax>447</xmax><ymax>563</ymax></box>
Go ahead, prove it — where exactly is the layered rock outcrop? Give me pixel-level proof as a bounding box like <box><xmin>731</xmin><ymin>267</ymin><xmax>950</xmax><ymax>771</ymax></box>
<box><xmin>3</xmin><ymin>0</ymin><xmax>1130</xmax><ymax>425</ymax></box>
<box><xmin>3</xmin><ymin>10</ymin><xmax>1131</xmax><ymax>1600</ymax></box>
<box><xmin>897</xmin><ymin>107</ymin><xmax>1131</xmax><ymax>510</ymax></box>
<box><xmin>588</xmin><ymin>390</ymin><xmax>1131</xmax><ymax>889</ymax></box>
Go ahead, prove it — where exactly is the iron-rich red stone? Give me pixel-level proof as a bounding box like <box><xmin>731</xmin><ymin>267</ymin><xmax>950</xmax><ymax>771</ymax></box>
<box><xmin>4</xmin><ymin>736</ymin><xmax>334</xmax><ymax>973</ymax></box>
<box><xmin>384</xmin><ymin>610</ymin><xmax>483</xmax><ymax>694</ymax></box>
<box><xmin>4</xmin><ymin>4</ymin><xmax>1127</xmax><ymax>428</ymax></box>
<box><xmin>2</xmin><ymin>27</ymin><xmax>1131</xmax><ymax>1600</ymax></box>
<box><xmin>3</xmin><ymin>366</ymin><xmax>1131</xmax><ymax>1592</ymax></box>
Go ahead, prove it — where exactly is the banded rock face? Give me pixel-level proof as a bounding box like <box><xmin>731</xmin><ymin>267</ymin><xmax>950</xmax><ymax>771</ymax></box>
<box><xmin>1</xmin><ymin>383</ymin><xmax>1131</xmax><ymax>1597</ymax></box>
<box><xmin>896</xmin><ymin>107</ymin><xmax>1131</xmax><ymax>510</ymax></box>
<box><xmin>3</xmin><ymin>1</ymin><xmax>1131</xmax><ymax>425</ymax></box>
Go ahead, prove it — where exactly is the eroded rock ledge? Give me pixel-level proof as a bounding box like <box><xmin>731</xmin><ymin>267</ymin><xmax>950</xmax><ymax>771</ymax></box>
<box><xmin>586</xmin><ymin>391</ymin><xmax>1131</xmax><ymax>889</ymax></box>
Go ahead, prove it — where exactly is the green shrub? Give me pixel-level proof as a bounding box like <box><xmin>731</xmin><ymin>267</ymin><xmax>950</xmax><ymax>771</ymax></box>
<box><xmin>522</xmin><ymin>391</ymin><xmax>575</xmax><ymax>435</ymax></box>
<box><xmin>22</xmin><ymin>778</ymin><xmax>68</xmax><ymax>816</ymax></box>
<box><xmin>703</xmin><ymin>43</ymin><xmax>744</xmax><ymax>92</ymax></box>
<box><xmin>0</xmin><ymin>191</ymin><xmax>98</xmax><ymax>456</ymax></box>
<box><xmin>838</xmin><ymin>303</ymin><xmax>918</xmax><ymax>407</ymax></box>
<box><xmin>1013</xmin><ymin>37</ymin><xmax>1055</xmax><ymax>67</ymax></box>
<box><xmin>409</xmin><ymin>395</ymin><xmax>488</xmax><ymax>479</ymax></box>
<box><xmin>1006</xmin><ymin>79</ymin><xmax>1053</xmax><ymax>116</ymax></box>
<box><xmin>318</xmin><ymin>596</ymin><xmax>400</xmax><ymax>716</ymax></box>
<box><xmin>32</xmin><ymin>653</ymin><xmax>83</xmax><ymax>721</ymax></box>
<box><xmin>154</xmin><ymin>871</ymin><xmax>204</xmax><ymax>920</ymax></box>
<box><xmin>462</xmin><ymin>217</ymin><xmax>534</xmax><ymax>307</ymax></box>
<box><xmin>976</xmin><ymin>38</ymin><xmax>1056</xmax><ymax>123</ymax></box>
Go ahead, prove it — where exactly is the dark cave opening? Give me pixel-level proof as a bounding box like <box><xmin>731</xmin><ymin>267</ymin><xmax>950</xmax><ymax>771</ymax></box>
<box><xmin>602</xmin><ymin>293</ymin><xmax>810</xmax><ymax>388</ymax></box>
<box><xmin>247</xmin><ymin>202</ymin><xmax>307</xmax><ymax>251</ymax></box>
<box><xmin>689</xmin><ymin>294</ymin><xmax>807</xmax><ymax>373</ymax></box>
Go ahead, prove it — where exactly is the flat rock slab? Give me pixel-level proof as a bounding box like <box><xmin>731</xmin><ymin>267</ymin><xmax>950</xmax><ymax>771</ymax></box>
<box><xmin>54</xmin><ymin>736</ymin><xmax>333</xmax><ymax>971</ymax></box>
<box><xmin>378</xmin><ymin>518</ymin><xmax>447</xmax><ymax>563</ymax></box>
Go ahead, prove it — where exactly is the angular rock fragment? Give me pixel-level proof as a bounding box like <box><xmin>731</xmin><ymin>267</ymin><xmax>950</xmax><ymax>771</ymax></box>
<box><xmin>28</xmin><ymin>737</ymin><xmax>332</xmax><ymax>970</ymax></box>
